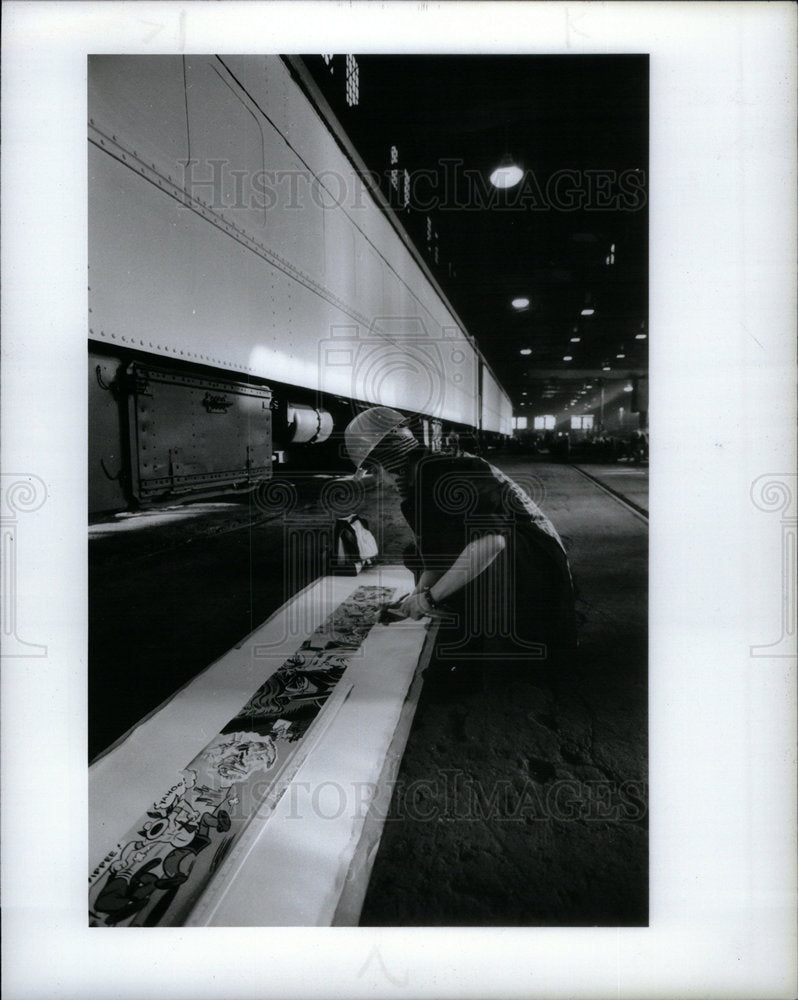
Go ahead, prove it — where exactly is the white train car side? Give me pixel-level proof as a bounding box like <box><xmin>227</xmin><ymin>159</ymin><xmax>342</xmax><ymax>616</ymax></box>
<box><xmin>88</xmin><ymin>55</ymin><xmax>511</xmax><ymax>512</ymax></box>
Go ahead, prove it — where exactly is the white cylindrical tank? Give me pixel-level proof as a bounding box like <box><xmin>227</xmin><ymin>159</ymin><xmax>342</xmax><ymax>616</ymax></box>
<box><xmin>286</xmin><ymin>403</ymin><xmax>334</xmax><ymax>444</ymax></box>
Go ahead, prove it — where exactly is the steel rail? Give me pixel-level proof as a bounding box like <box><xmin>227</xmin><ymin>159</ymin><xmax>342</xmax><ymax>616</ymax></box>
<box><xmin>570</xmin><ymin>464</ymin><xmax>649</xmax><ymax>524</ymax></box>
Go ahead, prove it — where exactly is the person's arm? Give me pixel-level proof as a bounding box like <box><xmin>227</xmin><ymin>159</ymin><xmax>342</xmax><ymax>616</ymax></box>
<box><xmin>411</xmin><ymin>569</ymin><xmax>444</xmax><ymax>594</ymax></box>
<box><xmin>399</xmin><ymin>534</ymin><xmax>506</xmax><ymax>619</ymax></box>
<box><xmin>429</xmin><ymin>533</ymin><xmax>506</xmax><ymax>603</ymax></box>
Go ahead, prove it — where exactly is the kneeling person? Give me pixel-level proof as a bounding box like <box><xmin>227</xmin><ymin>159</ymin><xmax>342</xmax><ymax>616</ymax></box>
<box><xmin>344</xmin><ymin>407</ymin><xmax>576</xmax><ymax>671</ymax></box>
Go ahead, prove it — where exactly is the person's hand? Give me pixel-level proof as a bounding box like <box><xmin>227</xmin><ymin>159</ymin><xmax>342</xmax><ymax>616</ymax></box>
<box><xmin>398</xmin><ymin>591</ymin><xmax>433</xmax><ymax>620</ymax></box>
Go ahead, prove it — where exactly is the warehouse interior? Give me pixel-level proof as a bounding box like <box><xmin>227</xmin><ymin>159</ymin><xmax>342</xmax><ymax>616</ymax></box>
<box><xmin>302</xmin><ymin>53</ymin><xmax>648</xmax><ymax>432</ymax></box>
<box><xmin>88</xmin><ymin>53</ymin><xmax>648</xmax><ymax>927</ymax></box>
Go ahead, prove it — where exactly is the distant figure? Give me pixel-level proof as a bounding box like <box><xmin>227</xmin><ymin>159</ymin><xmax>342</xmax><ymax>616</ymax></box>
<box><xmin>630</xmin><ymin>430</ymin><xmax>649</xmax><ymax>464</ymax></box>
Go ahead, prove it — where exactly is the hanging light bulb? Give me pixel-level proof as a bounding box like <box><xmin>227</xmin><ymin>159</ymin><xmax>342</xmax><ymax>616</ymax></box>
<box><xmin>489</xmin><ymin>155</ymin><xmax>524</xmax><ymax>189</ymax></box>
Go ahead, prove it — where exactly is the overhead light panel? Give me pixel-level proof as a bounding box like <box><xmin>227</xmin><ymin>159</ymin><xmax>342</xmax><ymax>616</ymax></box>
<box><xmin>580</xmin><ymin>308</ymin><xmax>595</xmax><ymax>317</ymax></box>
<box><xmin>519</xmin><ymin>347</ymin><xmax>532</xmax><ymax>356</ymax></box>
<box><xmin>511</xmin><ymin>297</ymin><xmax>530</xmax><ymax>310</ymax></box>
<box><xmin>489</xmin><ymin>156</ymin><xmax>524</xmax><ymax>189</ymax></box>
<box><xmin>635</xmin><ymin>333</ymin><xmax>647</xmax><ymax>340</ymax></box>
<box><xmin>570</xmin><ymin>337</ymin><xmax>581</xmax><ymax>343</ymax></box>
<box><xmin>616</xmin><ymin>353</ymin><xmax>626</xmax><ymax>359</ymax></box>
<box><xmin>602</xmin><ymin>364</ymin><xmax>611</xmax><ymax>371</ymax></box>
<box><xmin>563</xmin><ymin>355</ymin><xmax>573</xmax><ymax>362</ymax></box>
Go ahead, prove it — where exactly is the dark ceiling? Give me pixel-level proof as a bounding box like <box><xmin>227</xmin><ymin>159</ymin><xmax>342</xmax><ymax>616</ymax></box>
<box><xmin>302</xmin><ymin>54</ymin><xmax>648</xmax><ymax>420</ymax></box>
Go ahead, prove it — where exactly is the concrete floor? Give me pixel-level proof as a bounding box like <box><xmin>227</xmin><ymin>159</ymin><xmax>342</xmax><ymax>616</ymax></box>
<box><xmin>89</xmin><ymin>457</ymin><xmax>647</xmax><ymax>926</ymax></box>
<box><xmin>358</xmin><ymin>459</ymin><xmax>648</xmax><ymax>926</ymax></box>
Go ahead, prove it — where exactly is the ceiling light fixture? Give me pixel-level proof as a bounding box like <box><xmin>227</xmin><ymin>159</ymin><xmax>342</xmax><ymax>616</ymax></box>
<box><xmin>616</xmin><ymin>353</ymin><xmax>626</xmax><ymax>359</ymax></box>
<box><xmin>563</xmin><ymin>355</ymin><xmax>573</xmax><ymax>362</ymax></box>
<box><xmin>511</xmin><ymin>297</ymin><xmax>530</xmax><ymax>310</ymax></box>
<box><xmin>635</xmin><ymin>333</ymin><xmax>647</xmax><ymax>340</ymax></box>
<box><xmin>580</xmin><ymin>308</ymin><xmax>595</xmax><ymax>317</ymax></box>
<box><xmin>570</xmin><ymin>337</ymin><xmax>581</xmax><ymax>343</ymax></box>
<box><xmin>602</xmin><ymin>364</ymin><xmax>611</xmax><ymax>371</ymax></box>
<box><xmin>519</xmin><ymin>348</ymin><xmax>532</xmax><ymax>356</ymax></box>
<box><xmin>624</xmin><ymin>383</ymin><xmax>633</xmax><ymax>393</ymax></box>
<box><xmin>489</xmin><ymin>155</ymin><xmax>524</xmax><ymax>189</ymax></box>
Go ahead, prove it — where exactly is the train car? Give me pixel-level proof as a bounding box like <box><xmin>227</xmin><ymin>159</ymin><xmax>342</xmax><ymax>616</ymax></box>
<box><xmin>88</xmin><ymin>54</ymin><xmax>512</xmax><ymax>514</ymax></box>
<box><xmin>83</xmin><ymin>49</ymin><xmax>652</xmax><ymax>936</ymax></box>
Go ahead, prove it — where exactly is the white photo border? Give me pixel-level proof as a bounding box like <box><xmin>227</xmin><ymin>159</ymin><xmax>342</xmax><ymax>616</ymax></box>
<box><xmin>1</xmin><ymin>2</ymin><xmax>796</xmax><ymax>998</ymax></box>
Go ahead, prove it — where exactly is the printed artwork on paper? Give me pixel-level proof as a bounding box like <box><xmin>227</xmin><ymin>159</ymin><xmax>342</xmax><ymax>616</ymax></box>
<box><xmin>89</xmin><ymin>585</ymin><xmax>394</xmax><ymax>927</ymax></box>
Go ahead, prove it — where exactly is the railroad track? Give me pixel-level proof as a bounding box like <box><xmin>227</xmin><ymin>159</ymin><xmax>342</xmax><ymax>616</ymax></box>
<box><xmin>570</xmin><ymin>464</ymin><xmax>649</xmax><ymax>524</ymax></box>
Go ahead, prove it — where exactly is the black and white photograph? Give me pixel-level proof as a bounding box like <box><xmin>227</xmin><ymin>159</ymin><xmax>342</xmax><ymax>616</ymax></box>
<box><xmin>86</xmin><ymin>51</ymin><xmax>648</xmax><ymax>929</ymax></box>
<box><xmin>2</xmin><ymin>2</ymin><xmax>796</xmax><ymax>998</ymax></box>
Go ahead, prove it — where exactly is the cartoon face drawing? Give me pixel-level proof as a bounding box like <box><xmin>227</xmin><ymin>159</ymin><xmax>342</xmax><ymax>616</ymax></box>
<box><xmin>201</xmin><ymin>732</ymin><xmax>277</xmax><ymax>785</ymax></box>
<box><xmin>138</xmin><ymin>799</ymin><xmax>201</xmax><ymax>848</ymax></box>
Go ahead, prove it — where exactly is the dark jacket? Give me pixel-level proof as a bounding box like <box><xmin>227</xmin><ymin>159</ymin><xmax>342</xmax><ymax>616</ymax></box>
<box><xmin>400</xmin><ymin>451</ymin><xmax>575</xmax><ymax>663</ymax></box>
